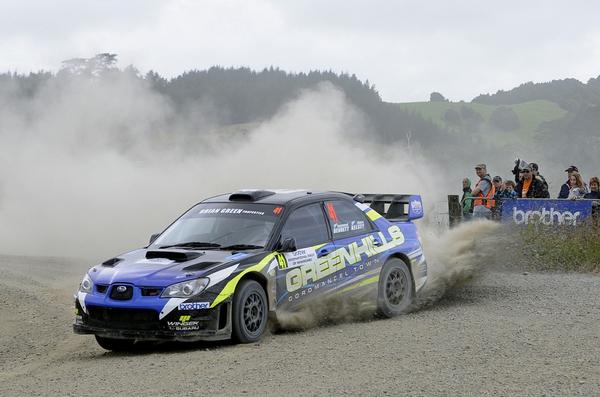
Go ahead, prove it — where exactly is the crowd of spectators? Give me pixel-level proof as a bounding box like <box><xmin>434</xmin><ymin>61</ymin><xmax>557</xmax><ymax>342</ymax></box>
<box><xmin>460</xmin><ymin>160</ymin><xmax>600</xmax><ymax>217</ymax></box>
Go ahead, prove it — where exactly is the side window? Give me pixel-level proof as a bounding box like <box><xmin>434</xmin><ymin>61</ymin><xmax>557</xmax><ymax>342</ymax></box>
<box><xmin>280</xmin><ymin>204</ymin><xmax>329</xmax><ymax>249</ymax></box>
<box><xmin>324</xmin><ymin>200</ymin><xmax>374</xmax><ymax>239</ymax></box>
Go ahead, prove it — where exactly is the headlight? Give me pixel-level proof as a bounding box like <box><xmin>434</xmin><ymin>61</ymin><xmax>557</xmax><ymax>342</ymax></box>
<box><xmin>79</xmin><ymin>274</ymin><xmax>93</xmax><ymax>293</ymax></box>
<box><xmin>161</xmin><ymin>278</ymin><xmax>209</xmax><ymax>298</ymax></box>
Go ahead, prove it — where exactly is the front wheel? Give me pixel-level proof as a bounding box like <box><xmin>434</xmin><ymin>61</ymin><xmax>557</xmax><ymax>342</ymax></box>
<box><xmin>94</xmin><ymin>335</ymin><xmax>136</xmax><ymax>352</ymax></box>
<box><xmin>377</xmin><ymin>258</ymin><xmax>414</xmax><ymax>318</ymax></box>
<box><xmin>232</xmin><ymin>280</ymin><xmax>268</xmax><ymax>343</ymax></box>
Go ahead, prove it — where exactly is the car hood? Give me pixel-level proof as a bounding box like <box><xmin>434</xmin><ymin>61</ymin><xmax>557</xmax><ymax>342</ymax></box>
<box><xmin>88</xmin><ymin>248</ymin><xmax>260</xmax><ymax>287</ymax></box>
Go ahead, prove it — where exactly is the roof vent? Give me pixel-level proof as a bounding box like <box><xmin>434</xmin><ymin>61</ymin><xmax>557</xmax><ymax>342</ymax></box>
<box><xmin>228</xmin><ymin>190</ymin><xmax>275</xmax><ymax>202</ymax></box>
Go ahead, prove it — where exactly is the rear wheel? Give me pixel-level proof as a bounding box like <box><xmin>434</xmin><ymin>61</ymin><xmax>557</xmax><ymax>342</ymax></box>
<box><xmin>377</xmin><ymin>258</ymin><xmax>414</xmax><ymax>317</ymax></box>
<box><xmin>232</xmin><ymin>280</ymin><xmax>268</xmax><ymax>343</ymax></box>
<box><xmin>94</xmin><ymin>335</ymin><xmax>137</xmax><ymax>352</ymax></box>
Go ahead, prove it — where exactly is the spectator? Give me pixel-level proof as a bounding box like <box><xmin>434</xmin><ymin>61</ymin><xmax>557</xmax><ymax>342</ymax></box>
<box><xmin>584</xmin><ymin>177</ymin><xmax>600</xmax><ymax>199</ymax></box>
<box><xmin>471</xmin><ymin>163</ymin><xmax>496</xmax><ymax>218</ymax></box>
<box><xmin>460</xmin><ymin>178</ymin><xmax>473</xmax><ymax>216</ymax></box>
<box><xmin>559</xmin><ymin>165</ymin><xmax>579</xmax><ymax>198</ymax></box>
<box><xmin>567</xmin><ymin>172</ymin><xmax>588</xmax><ymax>200</ymax></box>
<box><xmin>492</xmin><ymin>176</ymin><xmax>503</xmax><ymax>197</ymax></box>
<box><xmin>494</xmin><ymin>177</ymin><xmax>518</xmax><ymax>200</ymax></box>
<box><xmin>492</xmin><ymin>177</ymin><xmax>518</xmax><ymax>218</ymax></box>
<box><xmin>503</xmin><ymin>180</ymin><xmax>518</xmax><ymax>198</ymax></box>
<box><xmin>515</xmin><ymin>164</ymin><xmax>548</xmax><ymax>198</ymax></box>
<box><xmin>530</xmin><ymin>162</ymin><xmax>549</xmax><ymax>194</ymax></box>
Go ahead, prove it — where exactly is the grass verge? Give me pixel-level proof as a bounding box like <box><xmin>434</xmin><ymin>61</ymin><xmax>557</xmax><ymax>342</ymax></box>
<box><xmin>519</xmin><ymin>221</ymin><xmax>600</xmax><ymax>272</ymax></box>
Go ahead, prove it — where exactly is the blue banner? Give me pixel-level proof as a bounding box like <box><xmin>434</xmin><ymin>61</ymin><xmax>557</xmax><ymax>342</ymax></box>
<box><xmin>501</xmin><ymin>199</ymin><xmax>593</xmax><ymax>225</ymax></box>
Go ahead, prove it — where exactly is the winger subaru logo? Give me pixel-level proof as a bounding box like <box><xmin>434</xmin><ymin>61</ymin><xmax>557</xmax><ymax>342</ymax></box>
<box><xmin>116</xmin><ymin>285</ymin><xmax>127</xmax><ymax>293</ymax></box>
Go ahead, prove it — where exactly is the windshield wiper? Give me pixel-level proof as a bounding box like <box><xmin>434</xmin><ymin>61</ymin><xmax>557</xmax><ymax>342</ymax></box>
<box><xmin>159</xmin><ymin>242</ymin><xmax>221</xmax><ymax>250</ymax></box>
<box><xmin>219</xmin><ymin>244</ymin><xmax>264</xmax><ymax>251</ymax></box>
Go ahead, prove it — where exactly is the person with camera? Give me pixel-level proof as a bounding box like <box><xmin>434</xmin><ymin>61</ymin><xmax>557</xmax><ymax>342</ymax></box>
<box><xmin>530</xmin><ymin>162</ymin><xmax>549</xmax><ymax>194</ymax></box>
<box><xmin>515</xmin><ymin>164</ymin><xmax>548</xmax><ymax>198</ymax></box>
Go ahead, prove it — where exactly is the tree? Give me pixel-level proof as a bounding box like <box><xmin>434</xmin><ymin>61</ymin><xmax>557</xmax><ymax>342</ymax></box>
<box><xmin>60</xmin><ymin>53</ymin><xmax>118</xmax><ymax>76</ymax></box>
<box><xmin>430</xmin><ymin>92</ymin><xmax>448</xmax><ymax>102</ymax></box>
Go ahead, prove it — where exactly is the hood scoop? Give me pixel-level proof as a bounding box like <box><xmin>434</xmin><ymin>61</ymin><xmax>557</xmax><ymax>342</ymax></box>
<box><xmin>101</xmin><ymin>257</ymin><xmax>123</xmax><ymax>267</ymax></box>
<box><xmin>182</xmin><ymin>262</ymin><xmax>220</xmax><ymax>271</ymax></box>
<box><xmin>145</xmin><ymin>250</ymin><xmax>204</xmax><ymax>262</ymax></box>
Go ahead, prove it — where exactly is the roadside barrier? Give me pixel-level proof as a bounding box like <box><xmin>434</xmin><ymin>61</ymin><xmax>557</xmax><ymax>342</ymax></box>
<box><xmin>448</xmin><ymin>196</ymin><xmax>599</xmax><ymax>226</ymax></box>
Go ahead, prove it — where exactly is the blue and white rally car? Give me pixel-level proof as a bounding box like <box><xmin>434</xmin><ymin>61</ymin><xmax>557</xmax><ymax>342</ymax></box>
<box><xmin>74</xmin><ymin>189</ymin><xmax>427</xmax><ymax>350</ymax></box>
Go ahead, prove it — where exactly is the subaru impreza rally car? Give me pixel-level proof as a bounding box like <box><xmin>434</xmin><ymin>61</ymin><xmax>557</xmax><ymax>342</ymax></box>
<box><xmin>74</xmin><ymin>189</ymin><xmax>427</xmax><ymax>350</ymax></box>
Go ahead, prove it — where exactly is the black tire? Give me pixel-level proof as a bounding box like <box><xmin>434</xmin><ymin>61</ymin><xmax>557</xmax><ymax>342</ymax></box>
<box><xmin>376</xmin><ymin>258</ymin><xmax>414</xmax><ymax>318</ymax></box>
<box><xmin>94</xmin><ymin>335</ymin><xmax>136</xmax><ymax>352</ymax></box>
<box><xmin>232</xmin><ymin>280</ymin><xmax>268</xmax><ymax>343</ymax></box>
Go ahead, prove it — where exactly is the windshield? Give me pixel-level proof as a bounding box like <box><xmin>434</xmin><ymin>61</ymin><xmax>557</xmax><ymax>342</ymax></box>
<box><xmin>152</xmin><ymin>203</ymin><xmax>283</xmax><ymax>250</ymax></box>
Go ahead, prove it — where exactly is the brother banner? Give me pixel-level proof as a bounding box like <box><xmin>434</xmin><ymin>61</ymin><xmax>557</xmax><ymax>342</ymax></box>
<box><xmin>501</xmin><ymin>199</ymin><xmax>593</xmax><ymax>225</ymax></box>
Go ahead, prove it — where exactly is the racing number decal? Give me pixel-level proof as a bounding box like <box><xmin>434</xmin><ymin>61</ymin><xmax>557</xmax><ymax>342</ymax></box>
<box><xmin>276</xmin><ymin>254</ymin><xmax>288</xmax><ymax>269</ymax></box>
<box><xmin>326</xmin><ymin>202</ymin><xmax>339</xmax><ymax>222</ymax></box>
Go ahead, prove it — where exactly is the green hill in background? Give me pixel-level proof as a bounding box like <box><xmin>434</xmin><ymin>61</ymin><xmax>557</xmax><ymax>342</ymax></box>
<box><xmin>2</xmin><ymin>57</ymin><xmax>597</xmax><ymax>172</ymax></box>
<box><xmin>393</xmin><ymin>100</ymin><xmax>567</xmax><ymax>146</ymax></box>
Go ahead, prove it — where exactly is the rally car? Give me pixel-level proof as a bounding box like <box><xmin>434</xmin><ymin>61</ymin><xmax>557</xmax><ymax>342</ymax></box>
<box><xmin>74</xmin><ymin>189</ymin><xmax>428</xmax><ymax>351</ymax></box>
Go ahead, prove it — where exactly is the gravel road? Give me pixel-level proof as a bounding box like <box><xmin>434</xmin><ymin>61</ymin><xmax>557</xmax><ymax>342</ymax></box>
<box><xmin>0</xmin><ymin>254</ymin><xmax>598</xmax><ymax>397</ymax></box>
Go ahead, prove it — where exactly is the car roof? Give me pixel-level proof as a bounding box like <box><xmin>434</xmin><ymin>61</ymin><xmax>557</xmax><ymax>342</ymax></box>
<box><xmin>201</xmin><ymin>189</ymin><xmax>352</xmax><ymax>205</ymax></box>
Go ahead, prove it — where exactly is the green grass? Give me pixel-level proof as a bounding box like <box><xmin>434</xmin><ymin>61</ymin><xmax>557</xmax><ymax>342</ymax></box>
<box><xmin>392</xmin><ymin>100</ymin><xmax>567</xmax><ymax>146</ymax></box>
<box><xmin>519</xmin><ymin>222</ymin><xmax>600</xmax><ymax>272</ymax></box>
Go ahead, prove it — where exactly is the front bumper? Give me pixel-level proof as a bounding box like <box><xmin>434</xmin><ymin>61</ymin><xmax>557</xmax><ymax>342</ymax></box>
<box><xmin>73</xmin><ymin>300</ymin><xmax>232</xmax><ymax>342</ymax></box>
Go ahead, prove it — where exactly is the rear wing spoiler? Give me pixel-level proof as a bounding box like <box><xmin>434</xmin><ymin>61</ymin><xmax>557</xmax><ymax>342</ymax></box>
<box><xmin>350</xmin><ymin>193</ymin><xmax>424</xmax><ymax>221</ymax></box>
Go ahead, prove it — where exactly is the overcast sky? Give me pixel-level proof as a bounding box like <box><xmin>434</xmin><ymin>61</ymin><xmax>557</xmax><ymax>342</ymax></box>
<box><xmin>1</xmin><ymin>0</ymin><xmax>599</xmax><ymax>102</ymax></box>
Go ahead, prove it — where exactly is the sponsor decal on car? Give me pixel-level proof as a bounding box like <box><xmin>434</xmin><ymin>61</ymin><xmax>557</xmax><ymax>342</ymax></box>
<box><xmin>167</xmin><ymin>315</ymin><xmax>200</xmax><ymax>331</ymax></box>
<box><xmin>178</xmin><ymin>302</ymin><xmax>210</xmax><ymax>310</ymax></box>
<box><xmin>285</xmin><ymin>257</ymin><xmax>382</xmax><ymax>302</ymax></box>
<box><xmin>284</xmin><ymin>248</ymin><xmax>318</xmax><ymax>268</ymax></box>
<box><xmin>351</xmin><ymin>220</ymin><xmax>365</xmax><ymax>231</ymax></box>
<box><xmin>198</xmin><ymin>208</ymin><xmax>266</xmax><ymax>216</ymax></box>
<box><xmin>410</xmin><ymin>200</ymin><xmax>423</xmax><ymax>216</ymax></box>
<box><xmin>285</xmin><ymin>225</ymin><xmax>405</xmax><ymax>293</ymax></box>
<box><xmin>333</xmin><ymin>223</ymin><xmax>350</xmax><ymax>233</ymax></box>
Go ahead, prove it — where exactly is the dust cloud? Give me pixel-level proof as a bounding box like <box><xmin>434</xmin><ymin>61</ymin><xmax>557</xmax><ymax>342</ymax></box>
<box><xmin>416</xmin><ymin>219</ymin><xmax>501</xmax><ymax>307</ymax></box>
<box><xmin>0</xmin><ymin>73</ymin><xmax>497</xmax><ymax>325</ymax></box>
<box><xmin>0</xmin><ymin>76</ymin><xmax>441</xmax><ymax>260</ymax></box>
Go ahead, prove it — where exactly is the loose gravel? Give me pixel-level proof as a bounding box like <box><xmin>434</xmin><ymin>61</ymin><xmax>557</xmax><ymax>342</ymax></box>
<box><xmin>0</xmin><ymin>255</ymin><xmax>598</xmax><ymax>397</ymax></box>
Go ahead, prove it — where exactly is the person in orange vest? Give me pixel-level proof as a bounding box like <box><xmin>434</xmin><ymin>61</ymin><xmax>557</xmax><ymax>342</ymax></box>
<box><xmin>471</xmin><ymin>163</ymin><xmax>496</xmax><ymax>218</ymax></box>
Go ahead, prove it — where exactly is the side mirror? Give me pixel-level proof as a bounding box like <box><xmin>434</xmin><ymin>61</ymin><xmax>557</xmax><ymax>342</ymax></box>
<box><xmin>149</xmin><ymin>233</ymin><xmax>160</xmax><ymax>245</ymax></box>
<box><xmin>279</xmin><ymin>237</ymin><xmax>297</xmax><ymax>252</ymax></box>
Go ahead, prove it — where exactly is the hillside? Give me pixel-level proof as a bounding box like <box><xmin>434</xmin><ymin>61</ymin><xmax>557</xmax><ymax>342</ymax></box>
<box><xmin>393</xmin><ymin>100</ymin><xmax>567</xmax><ymax>146</ymax></box>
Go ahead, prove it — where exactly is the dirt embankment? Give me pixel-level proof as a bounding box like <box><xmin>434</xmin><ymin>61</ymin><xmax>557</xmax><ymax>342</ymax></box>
<box><xmin>0</xmin><ymin>252</ymin><xmax>598</xmax><ymax>397</ymax></box>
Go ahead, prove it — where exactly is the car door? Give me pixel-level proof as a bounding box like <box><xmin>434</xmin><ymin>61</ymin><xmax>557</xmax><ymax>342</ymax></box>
<box><xmin>274</xmin><ymin>202</ymin><xmax>335</xmax><ymax>308</ymax></box>
<box><xmin>323</xmin><ymin>200</ymin><xmax>383</xmax><ymax>294</ymax></box>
